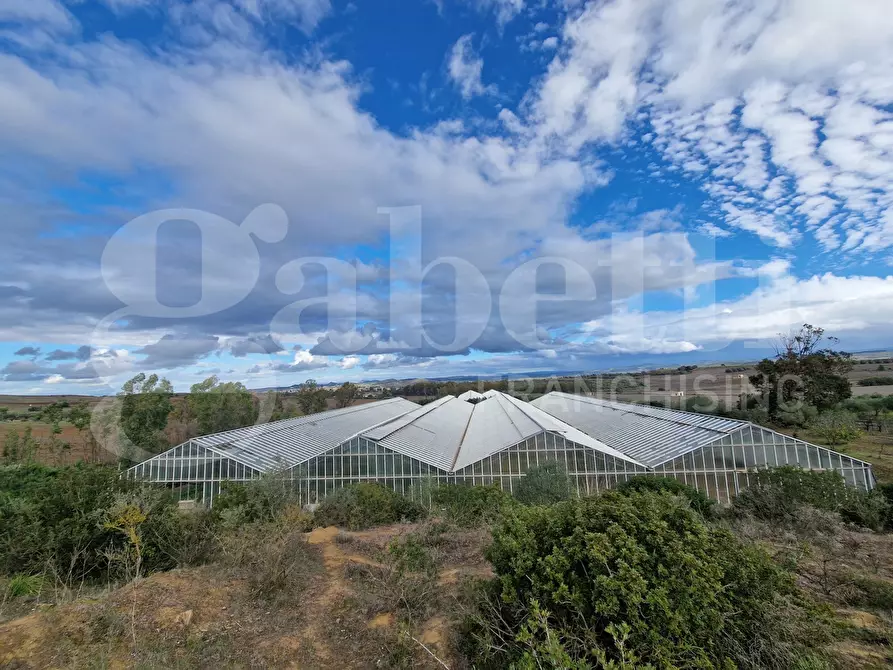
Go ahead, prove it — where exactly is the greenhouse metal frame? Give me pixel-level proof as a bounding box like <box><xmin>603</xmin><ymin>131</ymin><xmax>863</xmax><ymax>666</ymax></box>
<box><xmin>127</xmin><ymin>390</ymin><xmax>876</xmax><ymax>505</ymax></box>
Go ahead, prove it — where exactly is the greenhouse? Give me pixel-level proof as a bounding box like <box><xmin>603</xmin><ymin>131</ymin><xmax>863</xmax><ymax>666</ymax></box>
<box><xmin>127</xmin><ymin>390</ymin><xmax>876</xmax><ymax>505</ymax></box>
<box><xmin>531</xmin><ymin>392</ymin><xmax>876</xmax><ymax>501</ymax></box>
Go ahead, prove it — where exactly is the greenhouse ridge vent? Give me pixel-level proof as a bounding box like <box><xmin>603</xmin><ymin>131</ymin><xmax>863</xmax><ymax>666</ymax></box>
<box><xmin>127</xmin><ymin>390</ymin><xmax>876</xmax><ymax>505</ymax></box>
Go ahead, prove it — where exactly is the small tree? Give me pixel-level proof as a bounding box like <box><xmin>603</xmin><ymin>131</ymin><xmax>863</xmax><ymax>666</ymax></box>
<box><xmin>118</xmin><ymin>373</ymin><xmax>174</xmax><ymax>464</ymax></box>
<box><xmin>750</xmin><ymin>324</ymin><xmax>852</xmax><ymax>419</ymax></box>
<box><xmin>188</xmin><ymin>375</ymin><xmax>257</xmax><ymax>434</ymax></box>
<box><xmin>333</xmin><ymin>382</ymin><xmax>358</xmax><ymax>408</ymax></box>
<box><xmin>811</xmin><ymin>409</ymin><xmax>861</xmax><ymax>446</ymax></box>
<box><xmin>296</xmin><ymin>379</ymin><xmax>327</xmax><ymax>415</ymax></box>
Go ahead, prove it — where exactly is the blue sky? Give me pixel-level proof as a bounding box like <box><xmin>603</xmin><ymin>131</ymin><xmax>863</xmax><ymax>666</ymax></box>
<box><xmin>1</xmin><ymin>0</ymin><xmax>892</xmax><ymax>394</ymax></box>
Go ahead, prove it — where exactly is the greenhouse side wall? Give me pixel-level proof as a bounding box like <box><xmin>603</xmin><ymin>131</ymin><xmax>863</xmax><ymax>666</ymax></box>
<box><xmin>651</xmin><ymin>424</ymin><xmax>874</xmax><ymax>503</ymax></box>
<box><xmin>285</xmin><ymin>432</ymin><xmax>649</xmax><ymax>505</ymax></box>
<box><xmin>127</xmin><ymin>441</ymin><xmax>262</xmax><ymax>505</ymax></box>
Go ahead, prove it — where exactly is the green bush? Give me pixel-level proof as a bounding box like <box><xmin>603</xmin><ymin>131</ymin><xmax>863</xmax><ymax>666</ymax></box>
<box><xmin>0</xmin><ymin>463</ymin><xmax>215</xmax><ymax>582</ymax></box>
<box><xmin>4</xmin><ymin>573</ymin><xmax>44</xmax><ymax>598</ymax></box>
<box><xmin>466</xmin><ymin>491</ymin><xmax>828</xmax><ymax>669</ymax></box>
<box><xmin>513</xmin><ymin>462</ymin><xmax>572</xmax><ymax>506</ymax></box>
<box><xmin>431</xmin><ymin>484</ymin><xmax>514</xmax><ymax>527</ymax></box>
<box><xmin>876</xmin><ymin>482</ymin><xmax>893</xmax><ymax>530</ymax></box>
<box><xmin>733</xmin><ymin>466</ymin><xmax>888</xmax><ymax>530</ymax></box>
<box><xmin>857</xmin><ymin>376</ymin><xmax>893</xmax><ymax>386</ymax></box>
<box><xmin>615</xmin><ymin>474</ymin><xmax>715</xmax><ymax>517</ymax></box>
<box><xmin>314</xmin><ymin>482</ymin><xmax>425</xmax><ymax>530</ymax></box>
<box><xmin>0</xmin><ymin>463</ymin><xmax>129</xmax><ymax>580</ymax></box>
<box><xmin>212</xmin><ymin>472</ymin><xmax>301</xmax><ymax>526</ymax></box>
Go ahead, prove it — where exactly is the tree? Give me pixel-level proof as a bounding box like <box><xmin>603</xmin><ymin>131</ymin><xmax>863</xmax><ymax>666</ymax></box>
<box><xmin>119</xmin><ymin>373</ymin><xmax>174</xmax><ymax>463</ymax></box>
<box><xmin>296</xmin><ymin>379</ymin><xmax>327</xmax><ymax>415</ymax></box>
<box><xmin>811</xmin><ymin>409</ymin><xmax>861</xmax><ymax>446</ymax></box>
<box><xmin>750</xmin><ymin>324</ymin><xmax>853</xmax><ymax>418</ymax></box>
<box><xmin>333</xmin><ymin>382</ymin><xmax>358</xmax><ymax>409</ymax></box>
<box><xmin>188</xmin><ymin>375</ymin><xmax>257</xmax><ymax>434</ymax></box>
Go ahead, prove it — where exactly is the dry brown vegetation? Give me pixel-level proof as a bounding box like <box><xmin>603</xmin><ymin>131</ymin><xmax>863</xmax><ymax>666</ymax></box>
<box><xmin>1</xmin><ymin>507</ymin><xmax>891</xmax><ymax>669</ymax></box>
<box><xmin>0</xmin><ymin>520</ymin><xmax>492</xmax><ymax>669</ymax></box>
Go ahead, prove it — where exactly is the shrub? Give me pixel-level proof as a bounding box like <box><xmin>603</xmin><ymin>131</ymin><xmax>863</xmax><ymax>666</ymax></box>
<box><xmin>221</xmin><ymin>522</ymin><xmax>322</xmax><ymax>603</ymax></box>
<box><xmin>857</xmin><ymin>376</ymin><xmax>893</xmax><ymax>386</ymax></box>
<box><xmin>431</xmin><ymin>484</ymin><xmax>514</xmax><ymax>527</ymax></box>
<box><xmin>876</xmin><ymin>482</ymin><xmax>893</xmax><ymax>530</ymax></box>
<box><xmin>0</xmin><ymin>463</ymin><xmax>130</xmax><ymax>581</ymax></box>
<box><xmin>733</xmin><ymin>466</ymin><xmax>888</xmax><ymax>530</ymax></box>
<box><xmin>513</xmin><ymin>461</ymin><xmax>572</xmax><ymax>506</ymax></box>
<box><xmin>465</xmin><ymin>491</ymin><xmax>828</xmax><ymax>669</ymax></box>
<box><xmin>0</xmin><ymin>463</ymin><xmax>217</xmax><ymax>584</ymax></box>
<box><xmin>838</xmin><ymin>489</ymin><xmax>890</xmax><ymax>531</ymax></box>
<box><xmin>212</xmin><ymin>472</ymin><xmax>301</xmax><ymax>526</ymax></box>
<box><xmin>4</xmin><ymin>573</ymin><xmax>44</xmax><ymax>598</ymax></box>
<box><xmin>615</xmin><ymin>474</ymin><xmax>715</xmax><ymax>518</ymax></box>
<box><xmin>315</xmin><ymin>483</ymin><xmax>425</xmax><ymax>530</ymax></box>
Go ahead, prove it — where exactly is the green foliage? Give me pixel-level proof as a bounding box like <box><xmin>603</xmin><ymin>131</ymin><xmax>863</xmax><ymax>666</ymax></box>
<box><xmin>212</xmin><ymin>472</ymin><xmax>301</xmax><ymax>526</ymax></box>
<box><xmin>188</xmin><ymin>375</ymin><xmax>257</xmax><ymax>435</ymax></box>
<box><xmin>5</xmin><ymin>573</ymin><xmax>44</xmax><ymax>598</ymax></box>
<box><xmin>333</xmin><ymin>381</ymin><xmax>359</xmax><ymax>408</ymax></box>
<box><xmin>733</xmin><ymin>466</ymin><xmax>889</xmax><ymax>530</ymax></box>
<box><xmin>468</xmin><ymin>491</ymin><xmax>827</xmax><ymax>669</ymax></box>
<box><xmin>775</xmin><ymin>404</ymin><xmax>819</xmax><ymax>428</ymax></box>
<box><xmin>749</xmin><ymin>324</ymin><xmax>853</xmax><ymax>419</ymax></box>
<box><xmin>857</xmin><ymin>376</ymin><xmax>893</xmax><ymax>386</ymax></box>
<box><xmin>431</xmin><ymin>484</ymin><xmax>515</xmax><ymax>527</ymax></box>
<box><xmin>513</xmin><ymin>461</ymin><xmax>572</xmax><ymax>506</ymax></box>
<box><xmin>0</xmin><ymin>463</ymin><xmax>209</xmax><ymax>583</ymax></box>
<box><xmin>315</xmin><ymin>482</ymin><xmax>426</xmax><ymax>530</ymax></box>
<box><xmin>810</xmin><ymin>409</ymin><xmax>861</xmax><ymax>445</ymax></box>
<box><xmin>876</xmin><ymin>482</ymin><xmax>893</xmax><ymax>529</ymax></box>
<box><xmin>296</xmin><ymin>378</ymin><xmax>328</xmax><ymax>415</ymax></box>
<box><xmin>118</xmin><ymin>373</ymin><xmax>174</xmax><ymax>463</ymax></box>
<box><xmin>2</xmin><ymin>426</ymin><xmax>38</xmax><ymax>464</ymax></box>
<box><xmin>615</xmin><ymin>475</ymin><xmax>716</xmax><ymax>517</ymax></box>
<box><xmin>386</xmin><ymin>533</ymin><xmax>438</xmax><ymax>577</ymax></box>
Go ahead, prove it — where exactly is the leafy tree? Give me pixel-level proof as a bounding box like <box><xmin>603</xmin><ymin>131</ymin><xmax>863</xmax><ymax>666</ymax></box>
<box><xmin>188</xmin><ymin>375</ymin><xmax>257</xmax><ymax>435</ymax></box>
<box><xmin>296</xmin><ymin>379</ymin><xmax>327</xmax><ymax>415</ymax></box>
<box><xmin>119</xmin><ymin>373</ymin><xmax>174</xmax><ymax>463</ymax></box>
<box><xmin>843</xmin><ymin>395</ymin><xmax>893</xmax><ymax>431</ymax></box>
<box><xmin>749</xmin><ymin>324</ymin><xmax>853</xmax><ymax>418</ymax></box>
<box><xmin>513</xmin><ymin>462</ymin><xmax>572</xmax><ymax>505</ymax></box>
<box><xmin>468</xmin><ymin>492</ymin><xmax>827</xmax><ymax>669</ymax></box>
<box><xmin>333</xmin><ymin>381</ymin><xmax>358</xmax><ymax>409</ymax></box>
<box><xmin>811</xmin><ymin>408</ymin><xmax>861</xmax><ymax>445</ymax></box>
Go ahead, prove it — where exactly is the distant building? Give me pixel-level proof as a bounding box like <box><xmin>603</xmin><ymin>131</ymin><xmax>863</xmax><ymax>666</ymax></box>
<box><xmin>671</xmin><ymin>391</ymin><xmax>685</xmax><ymax>397</ymax></box>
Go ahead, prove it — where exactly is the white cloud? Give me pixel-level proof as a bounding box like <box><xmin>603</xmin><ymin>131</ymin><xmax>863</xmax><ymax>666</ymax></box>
<box><xmin>0</xmin><ymin>0</ymin><xmax>75</xmax><ymax>30</ymax></box>
<box><xmin>448</xmin><ymin>34</ymin><xmax>495</xmax><ymax>99</ymax></box>
<box><xmin>473</xmin><ymin>0</ymin><xmax>524</xmax><ymax>26</ymax></box>
<box><xmin>338</xmin><ymin>355</ymin><xmax>360</xmax><ymax>369</ymax></box>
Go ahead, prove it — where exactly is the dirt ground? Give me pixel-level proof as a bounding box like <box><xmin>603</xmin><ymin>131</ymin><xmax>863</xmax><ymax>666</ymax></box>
<box><xmin>0</xmin><ymin>522</ymin><xmax>492</xmax><ymax>670</ymax></box>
